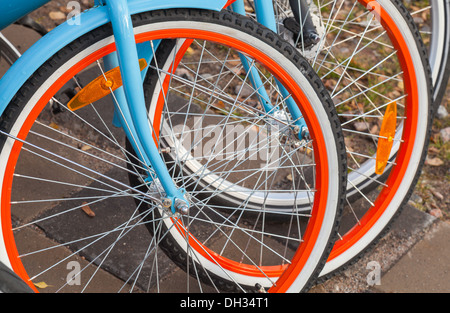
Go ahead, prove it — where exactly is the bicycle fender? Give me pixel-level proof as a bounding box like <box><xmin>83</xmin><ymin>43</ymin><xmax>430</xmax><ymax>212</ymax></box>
<box><xmin>0</xmin><ymin>0</ymin><xmax>232</xmax><ymax>116</ymax></box>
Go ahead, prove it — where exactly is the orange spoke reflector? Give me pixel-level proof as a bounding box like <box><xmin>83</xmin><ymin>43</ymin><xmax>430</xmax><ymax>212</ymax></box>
<box><xmin>68</xmin><ymin>58</ymin><xmax>148</xmax><ymax>111</ymax></box>
<box><xmin>375</xmin><ymin>101</ymin><xmax>397</xmax><ymax>175</ymax></box>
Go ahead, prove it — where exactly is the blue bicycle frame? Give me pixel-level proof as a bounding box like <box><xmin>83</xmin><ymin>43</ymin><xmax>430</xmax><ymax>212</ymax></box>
<box><xmin>0</xmin><ymin>0</ymin><xmax>307</xmax><ymax>213</ymax></box>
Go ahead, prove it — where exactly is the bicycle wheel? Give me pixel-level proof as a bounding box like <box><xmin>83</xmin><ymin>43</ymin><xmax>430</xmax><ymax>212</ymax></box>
<box><xmin>205</xmin><ymin>0</ymin><xmax>434</xmax><ymax>278</ymax></box>
<box><xmin>0</xmin><ymin>9</ymin><xmax>346</xmax><ymax>292</ymax></box>
<box><xmin>250</xmin><ymin>0</ymin><xmax>450</xmax><ymax>104</ymax></box>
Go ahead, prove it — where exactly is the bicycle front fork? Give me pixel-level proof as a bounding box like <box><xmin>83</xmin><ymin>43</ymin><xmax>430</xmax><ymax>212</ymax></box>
<box><xmin>102</xmin><ymin>0</ymin><xmax>189</xmax><ymax>215</ymax></box>
<box><xmin>231</xmin><ymin>0</ymin><xmax>309</xmax><ymax>140</ymax></box>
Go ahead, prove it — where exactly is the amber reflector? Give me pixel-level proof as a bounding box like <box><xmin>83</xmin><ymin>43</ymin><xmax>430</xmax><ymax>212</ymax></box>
<box><xmin>68</xmin><ymin>58</ymin><xmax>148</xmax><ymax>111</ymax></box>
<box><xmin>375</xmin><ymin>101</ymin><xmax>397</xmax><ymax>175</ymax></box>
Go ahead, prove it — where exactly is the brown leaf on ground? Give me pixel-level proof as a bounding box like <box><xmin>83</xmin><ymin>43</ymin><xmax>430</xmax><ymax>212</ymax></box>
<box><xmin>425</xmin><ymin>157</ymin><xmax>444</xmax><ymax>167</ymax></box>
<box><xmin>81</xmin><ymin>202</ymin><xmax>95</xmax><ymax>217</ymax></box>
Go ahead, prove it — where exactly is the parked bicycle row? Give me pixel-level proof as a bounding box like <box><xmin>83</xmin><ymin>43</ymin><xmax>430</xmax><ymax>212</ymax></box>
<box><xmin>0</xmin><ymin>0</ymin><xmax>448</xmax><ymax>293</ymax></box>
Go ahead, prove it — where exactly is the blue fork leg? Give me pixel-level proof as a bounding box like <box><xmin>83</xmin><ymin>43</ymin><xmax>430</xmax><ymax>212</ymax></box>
<box><xmin>231</xmin><ymin>0</ymin><xmax>308</xmax><ymax>138</ymax></box>
<box><xmin>104</xmin><ymin>0</ymin><xmax>187</xmax><ymax>212</ymax></box>
<box><xmin>230</xmin><ymin>1</ymin><xmax>274</xmax><ymax>114</ymax></box>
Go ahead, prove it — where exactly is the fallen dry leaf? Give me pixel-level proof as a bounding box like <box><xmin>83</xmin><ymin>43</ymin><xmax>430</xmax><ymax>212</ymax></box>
<box><xmin>428</xmin><ymin>146</ymin><xmax>440</xmax><ymax>154</ymax></box>
<box><xmin>81</xmin><ymin>202</ymin><xmax>95</xmax><ymax>217</ymax></box>
<box><xmin>429</xmin><ymin>208</ymin><xmax>443</xmax><ymax>219</ymax></box>
<box><xmin>431</xmin><ymin>190</ymin><xmax>444</xmax><ymax>201</ymax></box>
<box><xmin>186</xmin><ymin>47</ymin><xmax>195</xmax><ymax>55</ymax></box>
<box><xmin>34</xmin><ymin>281</ymin><xmax>51</xmax><ymax>289</ymax></box>
<box><xmin>80</xmin><ymin>145</ymin><xmax>92</xmax><ymax>151</ymax></box>
<box><xmin>49</xmin><ymin>11</ymin><xmax>66</xmax><ymax>20</ymax></box>
<box><xmin>49</xmin><ymin>122</ymin><xmax>59</xmax><ymax>130</ymax></box>
<box><xmin>425</xmin><ymin>157</ymin><xmax>444</xmax><ymax>167</ymax></box>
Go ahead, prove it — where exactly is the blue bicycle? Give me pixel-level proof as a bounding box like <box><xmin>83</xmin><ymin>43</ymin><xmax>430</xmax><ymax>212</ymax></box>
<box><xmin>0</xmin><ymin>0</ymin><xmax>347</xmax><ymax>292</ymax></box>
